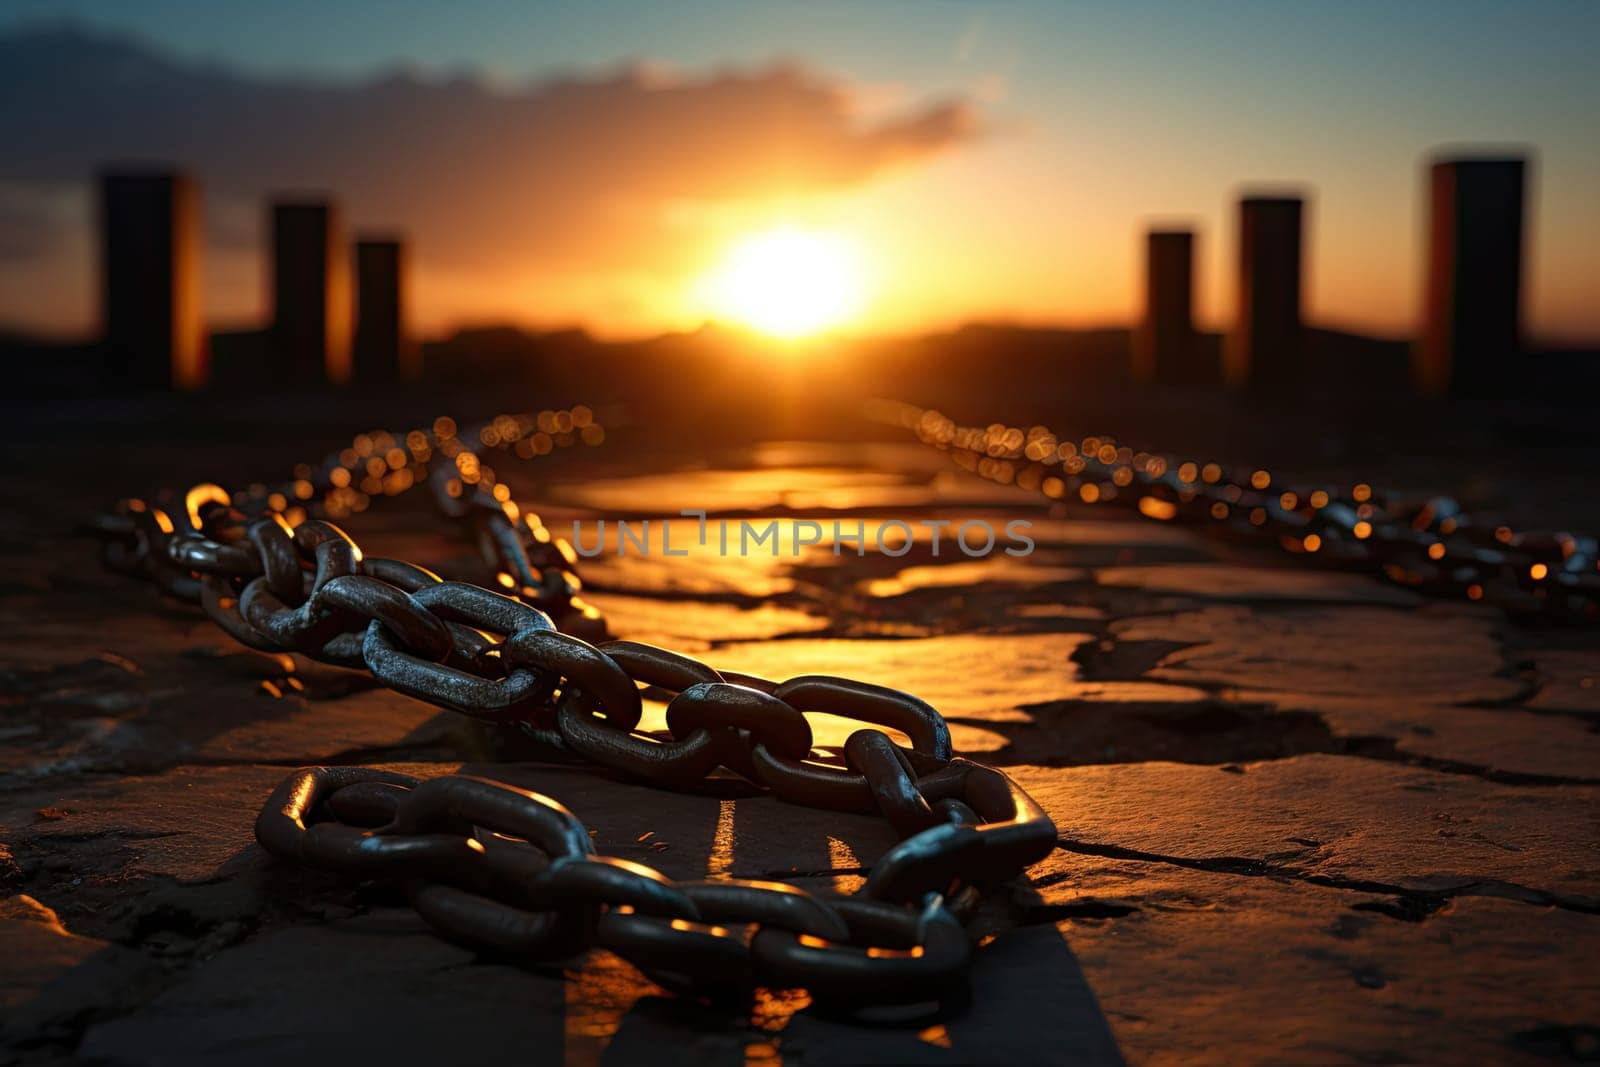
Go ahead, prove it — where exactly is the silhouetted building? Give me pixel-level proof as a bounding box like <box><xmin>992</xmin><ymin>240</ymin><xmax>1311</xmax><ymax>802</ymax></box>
<box><xmin>1134</xmin><ymin>229</ymin><xmax>1208</xmax><ymax>384</ymax></box>
<box><xmin>271</xmin><ymin>200</ymin><xmax>350</xmax><ymax>384</ymax></box>
<box><xmin>352</xmin><ymin>238</ymin><xmax>417</xmax><ymax>384</ymax></box>
<box><xmin>99</xmin><ymin>171</ymin><xmax>206</xmax><ymax>390</ymax></box>
<box><xmin>1226</xmin><ymin>196</ymin><xmax>1304</xmax><ymax>389</ymax></box>
<box><xmin>1415</xmin><ymin>156</ymin><xmax>1526</xmax><ymax>394</ymax></box>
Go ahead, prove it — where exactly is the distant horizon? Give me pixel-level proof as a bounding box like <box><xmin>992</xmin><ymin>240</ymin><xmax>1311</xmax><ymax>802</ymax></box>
<box><xmin>2</xmin><ymin>5</ymin><xmax>1597</xmax><ymax>344</ymax></box>
<box><xmin>9</xmin><ymin>311</ymin><xmax>1599</xmax><ymax>354</ymax></box>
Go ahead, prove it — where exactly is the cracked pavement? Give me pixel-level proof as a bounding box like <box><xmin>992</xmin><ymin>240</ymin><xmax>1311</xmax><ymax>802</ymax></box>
<box><xmin>2</xmin><ymin>417</ymin><xmax>1598</xmax><ymax>1065</ymax></box>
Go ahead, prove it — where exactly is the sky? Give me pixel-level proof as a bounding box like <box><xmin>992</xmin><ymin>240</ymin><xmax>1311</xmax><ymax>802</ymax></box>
<box><xmin>1</xmin><ymin>0</ymin><xmax>1596</xmax><ymax>343</ymax></box>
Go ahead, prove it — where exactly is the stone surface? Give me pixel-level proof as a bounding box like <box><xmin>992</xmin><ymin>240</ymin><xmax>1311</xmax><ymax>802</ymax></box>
<box><xmin>1111</xmin><ymin>605</ymin><xmax>1520</xmax><ymax>705</ymax></box>
<box><xmin>1035</xmin><ymin>859</ymin><xmax>1600</xmax><ymax>1065</ymax></box>
<box><xmin>1012</xmin><ymin>756</ymin><xmax>1600</xmax><ymax>907</ymax></box>
<box><xmin>707</xmin><ymin>633</ymin><xmax>1093</xmax><ymax>729</ymax></box>
<box><xmin>1096</xmin><ymin>563</ymin><xmax>1424</xmax><ymax>606</ymax></box>
<box><xmin>4</xmin><ymin>422</ymin><xmax>1599</xmax><ymax>1064</ymax></box>
<box><xmin>1523</xmin><ymin>649</ymin><xmax>1600</xmax><ymax>714</ymax></box>
<box><xmin>0</xmin><ymin>895</ymin><xmax>160</xmax><ymax>1050</ymax></box>
<box><xmin>586</xmin><ymin>593</ymin><xmax>830</xmax><ymax>652</ymax></box>
<box><xmin>1086</xmin><ymin>604</ymin><xmax>1600</xmax><ymax>782</ymax></box>
<box><xmin>1</xmin><ymin>895</ymin><xmax>130</xmax><ymax>1009</ymax></box>
<box><xmin>77</xmin><ymin>915</ymin><xmax>569</xmax><ymax>1066</ymax></box>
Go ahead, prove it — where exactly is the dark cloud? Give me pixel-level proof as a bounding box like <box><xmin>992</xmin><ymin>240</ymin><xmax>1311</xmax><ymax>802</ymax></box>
<box><xmin>0</xmin><ymin>194</ymin><xmax>60</xmax><ymax>262</ymax></box>
<box><xmin>0</xmin><ymin>24</ymin><xmax>984</xmax><ymax>285</ymax></box>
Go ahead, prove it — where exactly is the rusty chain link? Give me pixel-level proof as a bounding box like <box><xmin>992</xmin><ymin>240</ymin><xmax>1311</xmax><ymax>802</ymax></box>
<box><xmin>87</xmin><ymin>413</ymin><xmax>1058</xmax><ymax>1011</ymax></box>
<box><xmin>891</xmin><ymin>404</ymin><xmax>1600</xmax><ymax>621</ymax></box>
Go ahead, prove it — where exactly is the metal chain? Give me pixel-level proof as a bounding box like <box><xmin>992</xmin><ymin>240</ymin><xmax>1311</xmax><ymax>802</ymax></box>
<box><xmin>894</xmin><ymin>404</ymin><xmax>1600</xmax><ymax>621</ymax></box>
<box><xmin>86</xmin><ymin>426</ymin><xmax>1058</xmax><ymax>1010</ymax></box>
<box><xmin>88</xmin><ymin>407</ymin><xmax>609</xmax><ymax>639</ymax></box>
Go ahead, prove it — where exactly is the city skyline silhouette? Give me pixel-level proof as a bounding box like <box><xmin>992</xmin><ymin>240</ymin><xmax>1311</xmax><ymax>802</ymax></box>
<box><xmin>1</xmin><ymin>7</ymin><xmax>1596</xmax><ymax>345</ymax></box>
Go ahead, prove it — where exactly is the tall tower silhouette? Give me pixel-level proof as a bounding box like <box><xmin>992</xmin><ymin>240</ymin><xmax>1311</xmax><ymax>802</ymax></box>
<box><xmin>1226</xmin><ymin>196</ymin><xmax>1304</xmax><ymax>389</ymax></box>
<box><xmin>99</xmin><ymin>171</ymin><xmax>206</xmax><ymax>390</ymax></box>
<box><xmin>1134</xmin><ymin>229</ymin><xmax>1205</xmax><ymax>384</ymax></box>
<box><xmin>353</xmin><ymin>238</ymin><xmax>417</xmax><ymax>384</ymax></box>
<box><xmin>271</xmin><ymin>199</ymin><xmax>351</xmax><ymax>384</ymax></box>
<box><xmin>1415</xmin><ymin>156</ymin><xmax>1526</xmax><ymax>394</ymax></box>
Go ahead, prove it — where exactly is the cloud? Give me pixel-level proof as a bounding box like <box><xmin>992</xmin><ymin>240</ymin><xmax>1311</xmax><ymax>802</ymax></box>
<box><xmin>0</xmin><ymin>188</ymin><xmax>64</xmax><ymax>262</ymax></box>
<box><xmin>0</xmin><ymin>23</ymin><xmax>986</xmax><ymax>329</ymax></box>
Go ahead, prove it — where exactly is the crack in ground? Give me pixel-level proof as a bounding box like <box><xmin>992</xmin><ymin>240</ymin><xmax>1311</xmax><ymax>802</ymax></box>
<box><xmin>1049</xmin><ymin>838</ymin><xmax>1600</xmax><ymax>916</ymax></box>
<box><xmin>1459</xmin><ymin>696</ymin><xmax>1600</xmax><ymax>726</ymax></box>
<box><xmin>189</xmin><ymin>745</ymin><xmax>465</xmax><ymax>768</ymax></box>
<box><xmin>957</xmin><ymin>699</ymin><xmax>1600</xmax><ymax>785</ymax></box>
<box><xmin>753</xmin><ymin>866</ymin><xmax>868</xmax><ymax>881</ymax></box>
<box><xmin>1016</xmin><ymin>899</ymin><xmax>1140</xmax><ymax>923</ymax></box>
<box><xmin>1330</xmin><ymin>736</ymin><xmax>1600</xmax><ymax>786</ymax></box>
<box><xmin>15</xmin><ymin>828</ymin><xmax>186</xmax><ymax>845</ymax></box>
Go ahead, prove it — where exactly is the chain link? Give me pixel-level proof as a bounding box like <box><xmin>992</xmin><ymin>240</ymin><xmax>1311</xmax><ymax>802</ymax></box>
<box><xmin>892</xmin><ymin>404</ymin><xmax>1600</xmax><ymax>621</ymax></box>
<box><xmin>91</xmin><ymin>408</ymin><xmax>609</xmax><ymax>637</ymax></box>
<box><xmin>87</xmin><ymin>413</ymin><xmax>1058</xmax><ymax>1010</ymax></box>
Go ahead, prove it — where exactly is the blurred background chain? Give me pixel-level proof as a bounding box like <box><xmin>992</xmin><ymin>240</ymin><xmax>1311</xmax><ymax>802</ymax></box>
<box><xmin>84</xmin><ymin>413</ymin><xmax>1058</xmax><ymax>1011</ymax></box>
<box><xmin>88</xmin><ymin>406</ymin><xmax>609</xmax><ymax>639</ymax></box>
<box><xmin>887</xmin><ymin>402</ymin><xmax>1600</xmax><ymax>622</ymax></box>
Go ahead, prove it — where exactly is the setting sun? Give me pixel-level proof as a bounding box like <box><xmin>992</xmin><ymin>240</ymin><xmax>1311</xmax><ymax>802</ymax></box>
<box><xmin>701</xmin><ymin>227</ymin><xmax>865</xmax><ymax>338</ymax></box>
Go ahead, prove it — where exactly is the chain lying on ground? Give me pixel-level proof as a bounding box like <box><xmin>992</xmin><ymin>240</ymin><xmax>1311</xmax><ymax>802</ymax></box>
<box><xmin>87</xmin><ymin>421</ymin><xmax>1058</xmax><ymax>1009</ymax></box>
<box><xmin>94</xmin><ymin>408</ymin><xmax>610</xmax><ymax>639</ymax></box>
<box><xmin>894</xmin><ymin>404</ymin><xmax>1600</xmax><ymax>621</ymax></box>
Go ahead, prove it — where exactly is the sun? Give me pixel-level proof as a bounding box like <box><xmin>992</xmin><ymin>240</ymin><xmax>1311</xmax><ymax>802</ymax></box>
<box><xmin>702</xmin><ymin>227</ymin><xmax>866</xmax><ymax>338</ymax></box>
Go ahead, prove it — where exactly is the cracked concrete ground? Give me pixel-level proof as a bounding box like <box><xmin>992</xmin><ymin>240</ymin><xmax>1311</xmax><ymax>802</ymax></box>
<box><xmin>3</xmin><ymin>417</ymin><xmax>1599</xmax><ymax>1065</ymax></box>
